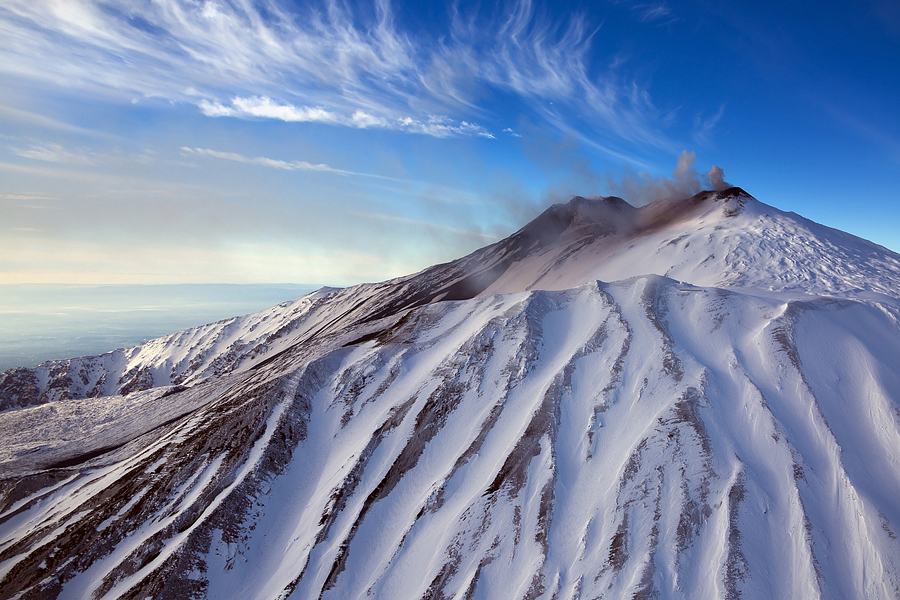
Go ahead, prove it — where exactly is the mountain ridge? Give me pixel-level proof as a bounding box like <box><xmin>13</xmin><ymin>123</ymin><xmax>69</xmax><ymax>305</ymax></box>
<box><xmin>1</xmin><ymin>188</ymin><xmax>899</xmax><ymax>599</ymax></box>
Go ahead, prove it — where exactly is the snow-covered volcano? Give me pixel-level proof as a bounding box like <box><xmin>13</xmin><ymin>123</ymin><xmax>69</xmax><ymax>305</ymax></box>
<box><xmin>1</xmin><ymin>188</ymin><xmax>900</xmax><ymax>599</ymax></box>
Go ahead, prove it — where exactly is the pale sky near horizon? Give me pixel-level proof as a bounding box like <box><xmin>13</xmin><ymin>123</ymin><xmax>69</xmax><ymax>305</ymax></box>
<box><xmin>1</xmin><ymin>0</ymin><xmax>898</xmax><ymax>285</ymax></box>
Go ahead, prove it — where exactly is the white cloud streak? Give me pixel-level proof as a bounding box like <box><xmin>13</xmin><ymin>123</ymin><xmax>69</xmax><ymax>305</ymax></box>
<box><xmin>181</xmin><ymin>146</ymin><xmax>411</xmax><ymax>180</ymax></box>
<box><xmin>0</xmin><ymin>194</ymin><xmax>54</xmax><ymax>201</ymax></box>
<box><xmin>0</xmin><ymin>0</ymin><xmax>670</xmax><ymax>147</ymax></box>
<box><xmin>348</xmin><ymin>210</ymin><xmax>498</xmax><ymax>241</ymax></box>
<box><xmin>198</xmin><ymin>96</ymin><xmax>494</xmax><ymax>137</ymax></box>
<box><xmin>199</xmin><ymin>97</ymin><xmax>341</xmax><ymax>124</ymax></box>
<box><xmin>693</xmin><ymin>104</ymin><xmax>726</xmax><ymax>146</ymax></box>
<box><xmin>635</xmin><ymin>3</ymin><xmax>675</xmax><ymax>24</ymax></box>
<box><xmin>180</xmin><ymin>146</ymin><xmax>490</xmax><ymax>200</ymax></box>
<box><xmin>12</xmin><ymin>142</ymin><xmax>160</xmax><ymax>169</ymax></box>
<box><xmin>14</xmin><ymin>143</ymin><xmax>99</xmax><ymax>166</ymax></box>
<box><xmin>0</xmin><ymin>105</ymin><xmax>111</xmax><ymax>137</ymax></box>
<box><xmin>181</xmin><ymin>146</ymin><xmax>346</xmax><ymax>174</ymax></box>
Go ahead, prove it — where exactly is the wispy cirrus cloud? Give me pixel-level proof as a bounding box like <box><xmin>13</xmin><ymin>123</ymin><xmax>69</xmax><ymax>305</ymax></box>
<box><xmin>14</xmin><ymin>143</ymin><xmax>99</xmax><ymax>166</ymax></box>
<box><xmin>198</xmin><ymin>96</ymin><xmax>494</xmax><ymax>138</ymax></box>
<box><xmin>634</xmin><ymin>3</ymin><xmax>675</xmax><ymax>24</ymax></box>
<box><xmin>348</xmin><ymin>210</ymin><xmax>498</xmax><ymax>241</ymax></box>
<box><xmin>0</xmin><ymin>194</ymin><xmax>54</xmax><ymax>201</ymax></box>
<box><xmin>613</xmin><ymin>1</ymin><xmax>677</xmax><ymax>25</ymax></box>
<box><xmin>181</xmin><ymin>147</ymin><xmax>349</xmax><ymax>174</ymax></box>
<box><xmin>198</xmin><ymin>98</ymin><xmax>342</xmax><ymax>124</ymax></box>
<box><xmin>693</xmin><ymin>104</ymin><xmax>726</xmax><ymax>146</ymax></box>
<box><xmin>178</xmin><ymin>146</ymin><xmax>410</xmax><ymax>181</ymax></box>
<box><xmin>436</xmin><ymin>0</ymin><xmax>672</xmax><ymax>150</ymax></box>
<box><xmin>179</xmin><ymin>147</ymin><xmax>486</xmax><ymax>192</ymax></box>
<box><xmin>0</xmin><ymin>0</ymin><xmax>672</xmax><ymax>149</ymax></box>
<box><xmin>0</xmin><ymin>106</ymin><xmax>111</xmax><ymax>137</ymax></box>
<box><xmin>12</xmin><ymin>141</ymin><xmax>157</xmax><ymax>168</ymax></box>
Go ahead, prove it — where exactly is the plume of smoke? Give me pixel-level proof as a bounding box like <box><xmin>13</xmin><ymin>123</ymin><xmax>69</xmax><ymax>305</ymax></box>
<box><xmin>673</xmin><ymin>150</ymin><xmax>703</xmax><ymax>188</ymax></box>
<box><xmin>707</xmin><ymin>165</ymin><xmax>731</xmax><ymax>191</ymax></box>
<box><xmin>493</xmin><ymin>142</ymin><xmax>735</xmax><ymax>246</ymax></box>
<box><xmin>605</xmin><ymin>150</ymin><xmax>730</xmax><ymax>205</ymax></box>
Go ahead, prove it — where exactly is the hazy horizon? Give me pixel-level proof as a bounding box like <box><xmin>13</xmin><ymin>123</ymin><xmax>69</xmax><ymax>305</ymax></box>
<box><xmin>0</xmin><ymin>283</ymin><xmax>321</xmax><ymax>371</ymax></box>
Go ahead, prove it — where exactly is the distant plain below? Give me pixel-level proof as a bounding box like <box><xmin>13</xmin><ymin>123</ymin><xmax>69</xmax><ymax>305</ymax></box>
<box><xmin>0</xmin><ymin>284</ymin><xmax>322</xmax><ymax>372</ymax></box>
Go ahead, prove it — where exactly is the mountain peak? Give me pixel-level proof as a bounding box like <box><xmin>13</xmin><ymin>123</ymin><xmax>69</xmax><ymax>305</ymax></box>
<box><xmin>567</xmin><ymin>193</ymin><xmax>633</xmax><ymax>211</ymax></box>
<box><xmin>522</xmin><ymin>194</ymin><xmax>637</xmax><ymax>241</ymax></box>
<box><xmin>634</xmin><ymin>186</ymin><xmax>754</xmax><ymax>232</ymax></box>
<box><xmin>540</xmin><ymin>186</ymin><xmax>755</xmax><ymax>240</ymax></box>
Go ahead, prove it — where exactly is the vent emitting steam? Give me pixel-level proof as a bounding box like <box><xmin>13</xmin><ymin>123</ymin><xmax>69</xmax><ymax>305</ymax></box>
<box><xmin>606</xmin><ymin>151</ymin><xmax>732</xmax><ymax>205</ymax></box>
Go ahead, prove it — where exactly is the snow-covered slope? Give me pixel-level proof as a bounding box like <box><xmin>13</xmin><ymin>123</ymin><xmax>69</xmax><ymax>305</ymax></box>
<box><xmin>1</xmin><ymin>188</ymin><xmax>899</xmax><ymax>599</ymax></box>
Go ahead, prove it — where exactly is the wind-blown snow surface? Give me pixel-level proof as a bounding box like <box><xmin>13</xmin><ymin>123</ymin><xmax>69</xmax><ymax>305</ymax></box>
<box><xmin>1</xmin><ymin>188</ymin><xmax>900</xmax><ymax>599</ymax></box>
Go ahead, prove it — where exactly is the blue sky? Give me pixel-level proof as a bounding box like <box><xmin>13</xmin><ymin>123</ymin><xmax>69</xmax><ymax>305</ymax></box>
<box><xmin>1</xmin><ymin>0</ymin><xmax>898</xmax><ymax>285</ymax></box>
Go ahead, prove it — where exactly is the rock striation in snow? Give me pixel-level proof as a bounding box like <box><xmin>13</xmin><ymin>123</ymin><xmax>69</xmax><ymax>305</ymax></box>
<box><xmin>1</xmin><ymin>188</ymin><xmax>899</xmax><ymax>599</ymax></box>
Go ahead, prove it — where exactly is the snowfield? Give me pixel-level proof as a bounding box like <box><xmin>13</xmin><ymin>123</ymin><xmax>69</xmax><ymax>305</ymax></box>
<box><xmin>0</xmin><ymin>188</ymin><xmax>899</xmax><ymax>599</ymax></box>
